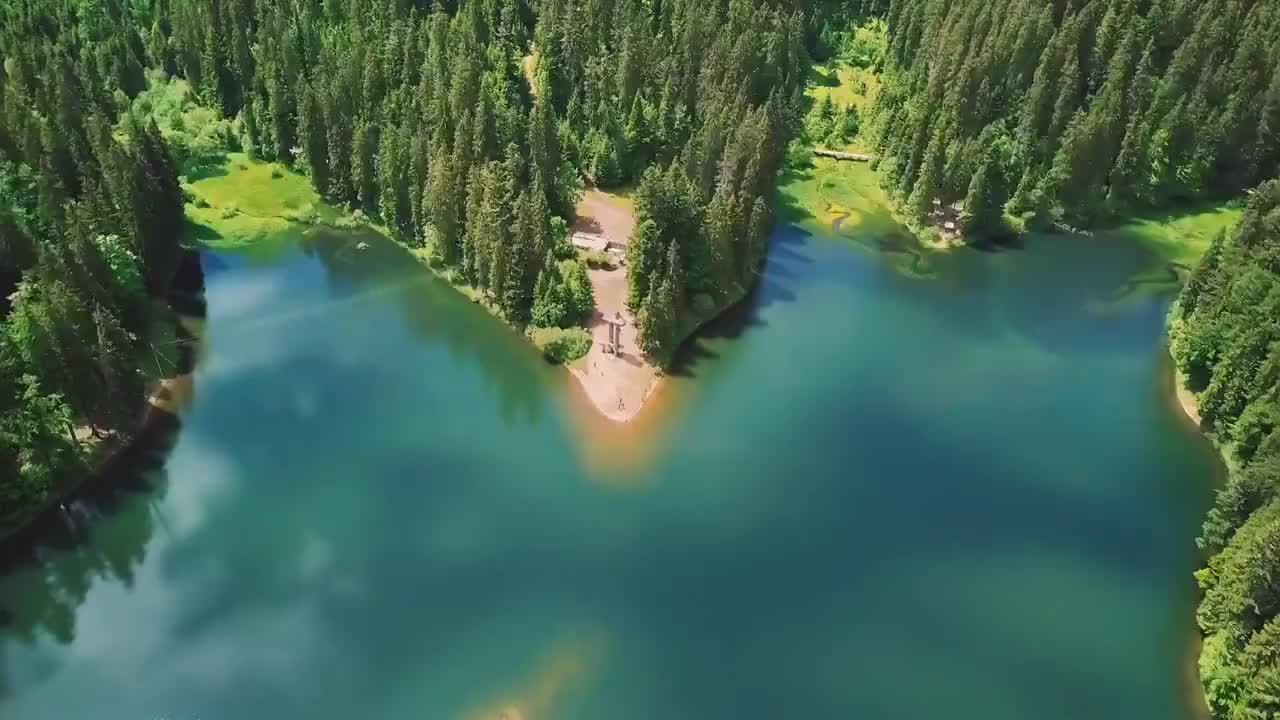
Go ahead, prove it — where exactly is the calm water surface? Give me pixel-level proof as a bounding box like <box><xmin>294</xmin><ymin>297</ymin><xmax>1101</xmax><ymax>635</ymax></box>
<box><xmin>0</xmin><ymin>222</ymin><xmax>1218</xmax><ymax>720</ymax></box>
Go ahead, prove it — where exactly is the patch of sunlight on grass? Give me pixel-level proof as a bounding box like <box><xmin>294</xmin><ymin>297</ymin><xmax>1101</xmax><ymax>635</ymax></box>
<box><xmin>186</xmin><ymin>152</ymin><xmax>330</xmax><ymax>222</ymax></box>
<box><xmin>1111</xmin><ymin>202</ymin><xmax>1244</xmax><ymax>267</ymax></box>
<box><xmin>523</xmin><ymin>51</ymin><xmax>539</xmax><ymax>95</ymax></box>
<box><xmin>183</xmin><ymin>152</ymin><xmax>353</xmax><ymax>262</ymax></box>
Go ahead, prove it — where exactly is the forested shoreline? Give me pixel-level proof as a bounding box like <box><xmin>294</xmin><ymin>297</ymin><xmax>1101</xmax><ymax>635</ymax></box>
<box><xmin>3</xmin><ymin>2</ymin><xmax>1280</xmax><ymax>715</ymax></box>
<box><xmin>1171</xmin><ymin>182</ymin><xmax>1280</xmax><ymax>719</ymax></box>
<box><xmin>0</xmin><ymin>0</ymin><xmax>877</xmax><ymax>534</ymax></box>
<box><xmin>0</xmin><ymin>0</ymin><xmax>187</xmax><ymax>536</ymax></box>
<box><xmin>871</xmin><ymin>0</ymin><xmax>1280</xmax><ymax>235</ymax></box>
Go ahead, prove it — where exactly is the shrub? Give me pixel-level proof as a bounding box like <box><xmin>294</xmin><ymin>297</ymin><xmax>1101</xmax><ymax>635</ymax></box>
<box><xmin>531</xmin><ymin>283</ymin><xmax>568</xmax><ymax>327</ymax></box>
<box><xmin>334</xmin><ymin>209</ymin><xmax>367</xmax><ymax>230</ymax></box>
<box><xmin>284</xmin><ymin>205</ymin><xmax>318</xmax><ymax>224</ymax></box>
<box><xmin>271</xmin><ymin>167</ymin><xmax>285</xmax><ymax>179</ymax></box>
<box><xmin>583</xmin><ymin>249</ymin><xmax>614</xmax><ymax>269</ymax></box>
<box><xmin>531</xmin><ymin>327</ymin><xmax>592</xmax><ymax>364</ymax></box>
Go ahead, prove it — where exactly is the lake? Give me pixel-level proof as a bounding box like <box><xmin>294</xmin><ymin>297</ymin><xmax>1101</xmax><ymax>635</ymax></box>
<box><xmin>0</xmin><ymin>220</ymin><xmax>1220</xmax><ymax>720</ymax></box>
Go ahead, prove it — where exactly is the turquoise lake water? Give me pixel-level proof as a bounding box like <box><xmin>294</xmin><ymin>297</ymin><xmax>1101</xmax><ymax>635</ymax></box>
<box><xmin>0</xmin><ymin>223</ymin><xmax>1219</xmax><ymax>720</ymax></box>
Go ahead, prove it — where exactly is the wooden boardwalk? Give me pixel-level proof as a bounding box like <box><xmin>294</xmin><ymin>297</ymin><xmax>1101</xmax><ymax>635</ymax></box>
<box><xmin>813</xmin><ymin>148</ymin><xmax>875</xmax><ymax>162</ymax></box>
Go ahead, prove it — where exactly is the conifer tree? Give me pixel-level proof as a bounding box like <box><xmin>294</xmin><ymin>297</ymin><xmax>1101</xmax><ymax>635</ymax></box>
<box><xmin>299</xmin><ymin>84</ymin><xmax>331</xmax><ymax>198</ymax></box>
<box><xmin>638</xmin><ymin>273</ymin><xmax>675</xmax><ymax>366</ymax></box>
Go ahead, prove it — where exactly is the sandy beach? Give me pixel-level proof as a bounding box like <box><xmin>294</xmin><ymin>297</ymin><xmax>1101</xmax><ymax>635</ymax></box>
<box><xmin>568</xmin><ymin>188</ymin><xmax>659</xmax><ymax>424</ymax></box>
<box><xmin>1175</xmin><ymin>374</ymin><xmax>1203</xmax><ymax>427</ymax></box>
<box><xmin>567</xmin><ymin>262</ymin><xmax>658</xmax><ymax>423</ymax></box>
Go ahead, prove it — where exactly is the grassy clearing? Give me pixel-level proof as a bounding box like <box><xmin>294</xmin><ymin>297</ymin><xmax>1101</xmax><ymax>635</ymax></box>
<box><xmin>186</xmin><ymin>152</ymin><xmax>327</xmax><ymax>222</ymax></box>
<box><xmin>782</xmin><ymin>55</ymin><xmax>1239</xmax><ymax>283</ymax></box>
<box><xmin>776</xmin><ymin>59</ymin><xmax>944</xmax><ymax>276</ymax></box>
<box><xmin>585</xmin><ymin>184</ymin><xmax>636</xmax><ymax>215</ymax></box>
<box><xmin>781</xmin><ymin>52</ymin><xmax>895</xmax><ymax>234</ymax></box>
<box><xmin>808</xmin><ymin>63</ymin><xmax>880</xmax><ymax>113</ymax></box>
<box><xmin>183</xmin><ymin>152</ymin><xmax>353</xmax><ymax>261</ymax></box>
<box><xmin>1109</xmin><ymin>202</ymin><xmax>1244</xmax><ymax>267</ymax></box>
<box><xmin>777</xmin><ymin>149</ymin><xmax>898</xmax><ymax>237</ymax></box>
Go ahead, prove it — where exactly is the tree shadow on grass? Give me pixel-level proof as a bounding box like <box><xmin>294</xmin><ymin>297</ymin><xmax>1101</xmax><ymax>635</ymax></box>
<box><xmin>571</xmin><ymin>215</ymin><xmax>603</xmax><ymax>235</ymax></box>
<box><xmin>182</xmin><ymin>218</ymin><xmax>222</xmax><ymax>245</ymax></box>
<box><xmin>1104</xmin><ymin>195</ymin><xmax>1243</xmax><ymax>230</ymax></box>
<box><xmin>774</xmin><ymin>160</ymin><xmax>820</xmax><ymax>224</ymax></box>
<box><xmin>182</xmin><ymin>161</ymin><xmax>229</xmax><ymax>183</ymax></box>
<box><xmin>805</xmin><ymin>64</ymin><xmax>841</xmax><ymax>89</ymax></box>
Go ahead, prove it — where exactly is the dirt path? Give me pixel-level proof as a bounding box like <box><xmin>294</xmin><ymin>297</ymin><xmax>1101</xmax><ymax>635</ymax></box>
<box><xmin>567</xmin><ymin>188</ymin><xmax>656</xmax><ymax>423</ymax></box>
<box><xmin>572</xmin><ymin>189</ymin><xmax>635</xmax><ymax>243</ymax></box>
<box><xmin>567</xmin><ymin>263</ymin><xmax>657</xmax><ymax>423</ymax></box>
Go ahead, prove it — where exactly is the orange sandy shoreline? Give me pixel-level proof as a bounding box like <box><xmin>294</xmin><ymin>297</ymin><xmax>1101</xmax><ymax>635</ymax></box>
<box><xmin>1167</xmin><ymin>355</ymin><xmax>1212</xmax><ymax>720</ymax></box>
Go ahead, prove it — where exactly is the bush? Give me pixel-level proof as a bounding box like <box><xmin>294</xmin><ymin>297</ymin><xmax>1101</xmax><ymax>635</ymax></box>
<box><xmin>284</xmin><ymin>205</ymin><xmax>318</xmax><ymax>224</ymax></box>
<box><xmin>271</xmin><ymin>167</ymin><xmax>285</xmax><ymax>179</ymax></box>
<box><xmin>531</xmin><ymin>327</ymin><xmax>592</xmax><ymax>364</ymax></box>
<box><xmin>531</xmin><ymin>284</ymin><xmax>568</xmax><ymax>327</ymax></box>
<box><xmin>583</xmin><ymin>249</ymin><xmax>615</xmax><ymax>269</ymax></box>
<box><xmin>131</xmin><ymin>74</ymin><xmax>237</xmax><ymax>176</ymax></box>
<box><xmin>221</xmin><ymin>205</ymin><xmax>238</xmax><ymax>219</ymax></box>
<box><xmin>334</xmin><ymin>209</ymin><xmax>367</xmax><ymax>229</ymax></box>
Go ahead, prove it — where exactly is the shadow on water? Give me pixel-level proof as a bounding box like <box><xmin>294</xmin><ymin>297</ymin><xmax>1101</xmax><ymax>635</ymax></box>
<box><xmin>0</xmin><ymin>248</ymin><xmax>207</xmax><ymax>662</ymax></box>
<box><xmin>665</xmin><ymin>226</ymin><xmax>810</xmax><ymax>379</ymax></box>
<box><xmin>967</xmin><ymin>229</ymin><xmax>1026</xmax><ymax>253</ymax></box>
<box><xmin>0</xmin><ymin>411</ymin><xmax>180</xmax><ymax>652</ymax></box>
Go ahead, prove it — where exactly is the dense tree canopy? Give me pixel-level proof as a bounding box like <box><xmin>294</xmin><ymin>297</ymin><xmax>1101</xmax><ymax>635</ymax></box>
<box><xmin>1</xmin><ymin>0</ymin><xmax>186</xmax><ymax>531</ymax></box>
<box><xmin>148</xmin><ymin>0</ymin><xmax>822</xmax><ymax>356</ymax></box>
<box><xmin>3</xmin><ymin>6</ymin><xmax>1280</xmax><ymax>714</ymax></box>
<box><xmin>873</xmin><ymin>0</ymin><xmax>1280</xmax><ymax>230</ymax></box>
<box><xmin>2</xmin><ymin>0</ymin><xmax>852</xmax><ymax>525</ymax></box>
<box><xmin>1171</xmin><ymin>180</ymin><xmax>1280</xmax><ymax>720</ymax></box>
